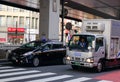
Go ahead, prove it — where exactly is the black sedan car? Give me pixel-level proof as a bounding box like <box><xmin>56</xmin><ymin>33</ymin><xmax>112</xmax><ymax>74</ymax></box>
<box><xmin>8</xmin><ymin>41</ymin><xmax>66</xmax><ymax>66</ymax></box>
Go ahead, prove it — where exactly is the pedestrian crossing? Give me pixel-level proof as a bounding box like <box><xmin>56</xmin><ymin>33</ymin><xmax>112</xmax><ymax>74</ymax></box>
<box><xmin>0</xmin><ymin>65</ymin><xmax>113</xmax><ymax>82</ymax></box>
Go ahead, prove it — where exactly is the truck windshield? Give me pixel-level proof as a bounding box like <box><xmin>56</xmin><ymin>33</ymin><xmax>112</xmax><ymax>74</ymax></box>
<box><xmin>68</xmin><ymin>35</ymin><xmax>95</xmax><ymax>52</ymax></box>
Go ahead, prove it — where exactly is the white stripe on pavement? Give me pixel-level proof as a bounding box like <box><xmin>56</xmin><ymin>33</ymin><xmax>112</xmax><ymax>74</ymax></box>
<box><xmin>64</xmin><ymin>77</ymin><xmax>92</xmax><ymax>82</ymax></box>
<box><xmin>0</xmin><ymin>70</ymin><xmax>40</xmax><ymax>77</ymax></box>
<box><xmin>27</xmin><ymin>75</ymin><xmax>73</xmax><ymax>82</ymax></box>
<box><xmin>0</xmin><ymin>72</ymin><xmax>56</xmax><ymax>82</ymax></box>
<box><xmin>0</xmin><ymin>68</ymin><xmax>25</xmax><ymax>73</ymax></box>
<box><xmin>97</xmin><ymin>80</ymin><xmax>113</xmax><ymax>82</ymax></box>
<box><xmin>0</xmin><ymin>66</ymin><xmax>13</xmax><ymax>69</ymax></box>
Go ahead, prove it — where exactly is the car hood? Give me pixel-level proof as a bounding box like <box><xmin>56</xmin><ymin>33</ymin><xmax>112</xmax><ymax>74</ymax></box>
<box><xmin>11</xmin><ymin>47</ymin><xmax>35</xmax><ymax>55</ymax></box>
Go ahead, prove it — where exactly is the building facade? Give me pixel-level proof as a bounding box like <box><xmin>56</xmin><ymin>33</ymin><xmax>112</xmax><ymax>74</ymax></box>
<box><xmin>0</xmin><ymin>4</ymin><xmax>39</xmax><ymax>44</ymax></box>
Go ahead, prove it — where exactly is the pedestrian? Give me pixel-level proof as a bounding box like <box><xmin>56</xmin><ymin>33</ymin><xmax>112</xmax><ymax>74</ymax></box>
<box><xmin>78</xmin><ymin>38</ymin><xmax>87</xmax><ymax>48</ymax></box>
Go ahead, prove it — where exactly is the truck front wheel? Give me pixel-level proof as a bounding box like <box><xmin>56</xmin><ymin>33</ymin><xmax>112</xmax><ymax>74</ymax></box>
<box><xmin>95</xmin><ymin>62</ymin><xmax>103</xmax><ymax>72</ymax></box>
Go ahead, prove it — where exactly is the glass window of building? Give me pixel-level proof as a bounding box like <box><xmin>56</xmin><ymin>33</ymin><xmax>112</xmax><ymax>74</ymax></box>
<box><xmin>20</xmin><ymin>9</ymin><xmax>24</xmax><ymax>12</ymax></box>
<box><xmin>13</xmin><ymin>7</ymin><xmax>19</xmax><ymax>12</ymax></box>
<box><xmin>35</xmin><ymin>18</ymin><xmax>38</xmax><ymax>29</ymax></box>
<box><xmin>0</xmin><ymin>16</ymin><xmax>6</xmax><ymax>26</ymax></box>
<box><xmin>32</xmin><ymin>17</ymin><xmax>35</xmax><ymax>29</ymax></box>
<box><xmin>13</xmin><ymin>16</ymin><xmax>18</xmax><ymax>27</ymax></box>
<box><xmin>0</xmin><ymin>5</ymin><xmax>3</xmax><ymax>11</ymax></box>
<box><xmin>7</xmin><ymin>6</ymin><xmax>12</xmax><ymax>11</ymax></box>
<box><xmin>19</xmin><ymin>17</ymin><xmax>24</xmax><ymax>27</ymax></box>
<box><xmin>7</xmin><ymin>16</ymin><xmax>12</xmax><ymax>27</ymax></box>
<box><xmin>26</xmin><ymin>17</ymin><xmax>30</xmax><ymax>29</ymax></box>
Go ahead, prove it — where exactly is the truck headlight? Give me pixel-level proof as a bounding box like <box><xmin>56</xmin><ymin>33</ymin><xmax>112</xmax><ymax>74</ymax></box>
<box><xmin>86</xmin><ymin>57</ymin><xmax>94</xmax><ymax>63</ymax></box>
<box><xmin>66</xmin><ymin>56</ymin><xmax>71</xmax><ymax>60</ymax></box>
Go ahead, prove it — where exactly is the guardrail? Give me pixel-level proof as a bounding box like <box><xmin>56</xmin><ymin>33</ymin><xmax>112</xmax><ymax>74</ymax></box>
<box><xmin>0</xmin><ymin>44</ymin><xmax>20</xmax><ymax>51</ymax></box>
<box><xmin>0</xmin><ymin>44</ymin><xmax>21</xmax><ymax>60</ymax></box>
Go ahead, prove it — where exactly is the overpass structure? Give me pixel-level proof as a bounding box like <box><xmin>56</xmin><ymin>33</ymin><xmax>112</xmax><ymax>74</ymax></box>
<box><xmin>0</xmin><ymin>0</ymin><xmax>120</xmax><ymax>41</ymax></box>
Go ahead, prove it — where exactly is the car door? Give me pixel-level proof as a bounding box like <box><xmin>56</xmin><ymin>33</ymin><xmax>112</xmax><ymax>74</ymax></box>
<box><xmin>51</xmin><ymin>44</ymin><xmax>66</xmax><ymax>64</ymax></box>
<box><xmin>41</xmin><ymin>43</ymin><xmax>53</xmax><ymax>64</ymax></box>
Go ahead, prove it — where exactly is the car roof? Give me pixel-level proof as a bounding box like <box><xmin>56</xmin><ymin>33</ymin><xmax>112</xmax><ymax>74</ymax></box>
<box><xmin>44</xmin><ymin>41</ymin><xmax>63</xmax><ymax>45</ymax></box>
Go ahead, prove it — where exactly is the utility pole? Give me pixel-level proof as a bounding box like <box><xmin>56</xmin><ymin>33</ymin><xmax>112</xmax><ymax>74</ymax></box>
<box><xmin>28</xmin><ymin>12</ymin><xmax>31</xmax><ymax>42</ymax></box>
<box><xmin>15</xmin><ymin>21</ymin><xmax>17</xmax><ymax>44</ymax></box>
<box><xmin>61</xmin><ymin>0</ymin><xmax>64</xmax><ymax>42</ymax></box>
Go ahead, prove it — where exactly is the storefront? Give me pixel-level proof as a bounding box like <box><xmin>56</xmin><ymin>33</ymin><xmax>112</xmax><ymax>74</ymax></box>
<box><xmin>7</xmin><ymin>27</ymin><xmax>25</xmax><ymax>44</ymax></box>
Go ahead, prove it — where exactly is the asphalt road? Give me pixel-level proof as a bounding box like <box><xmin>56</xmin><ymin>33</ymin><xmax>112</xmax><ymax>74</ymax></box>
<box><xmin>0</xmin><ymin>62</ymin><xmax>120</xmax><ymax>82</ymax></box>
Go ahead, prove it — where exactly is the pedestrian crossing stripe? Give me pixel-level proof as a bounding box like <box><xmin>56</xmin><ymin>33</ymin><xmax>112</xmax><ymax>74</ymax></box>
<box><xmin>27</xmin><ymin>75</ymin><xmax>73</xmax><ymax>82</ymax></box>
<box><xmin>97</xmin><ymin>80</ymin><xmax>113</xmax><ymax>82</ymax></box>
<box><xmin>0</xmin><ymin>68</ymin><xmax>25</xmax><ymax>73</ymax></box>
<box><xmin>0</xmin><ymin>65</ymin><xmax>113</xmax><ymax>82</ymax></box>
<box><xmin>0</xmin><ymin>66</ymin><xmax>13</xmax><ymax>69</ymax></box>
<box><xmin>0</xmin><ymin>72</ymin><xmax>56</xmax><ymax>82</ymax></box>
<box><xmin>64</xmin><ymin>77</ymin><xmax>92</xmax><ymax>82</ymax></box>
<box><xmin>0</xmin><ymin>70</ymin><xmax>40</xmax><ymax>77</ymax></box>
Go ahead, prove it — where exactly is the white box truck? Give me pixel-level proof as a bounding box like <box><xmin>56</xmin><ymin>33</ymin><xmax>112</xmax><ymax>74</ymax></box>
<box><xmin>66</xmin><ymin>19</ymin><xmax>120</xmax><ymax>72</ymax></box>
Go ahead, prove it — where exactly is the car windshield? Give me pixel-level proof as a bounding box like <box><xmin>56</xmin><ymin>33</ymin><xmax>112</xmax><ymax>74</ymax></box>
<box><xmin>20</xmin><ymin>41</ymin><xmax>45</xmax><ymax>48</ymax></box>
<box><xmin>68</xmin><ymin>35</ymin><xmax>95</xmax><ymax>52</ymax></box>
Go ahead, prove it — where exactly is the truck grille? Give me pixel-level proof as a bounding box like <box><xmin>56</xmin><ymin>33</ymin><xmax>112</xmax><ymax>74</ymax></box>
<box><xmin>75</xmin><ymin>57</ymin><xmax>85</xmax><ymax>62</ymax></box>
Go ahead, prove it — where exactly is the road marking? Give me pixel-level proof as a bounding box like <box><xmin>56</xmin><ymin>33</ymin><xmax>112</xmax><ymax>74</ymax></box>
<box><xmin>97</xmin><ymin>80</ymin><xmax>113</xmax><ymax>82</ymax></box>
<box><xmin>0</xmin><ymin>72</ymin><xmax>56</xmax><ymax>82</ymax></box>
<box><xmin>0</xmin><ymin>68</ymin><xmax>25</xmax><ymax>73</ymax></box>
<box><xmin>0</xmin><ymin>66</ymin><xmax>13</xmax><ymax>69</ymax></box>
<box><xmin>0</xmin><ymin>70</ymin><xmax>40</xmax><ymax>77</ymax></box>
<box><xmin>27</xmin><ymin>75</ymin><xmax>73</xmax><ymax>82</ymax></box>
<box><xmin>64</xmin><ymin>77</ymin><xmax>92</xmax><ymax>82</ymax></box>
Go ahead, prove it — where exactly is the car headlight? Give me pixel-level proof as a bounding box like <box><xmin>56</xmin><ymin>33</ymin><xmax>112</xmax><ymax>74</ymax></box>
<box><xmin>86</xmin><ymin>57</ymin><xmax>94</xmax><ymax>63</ymax></box>
<box><xmin>23</xmin><ymin>52</ymin><xmax>33</xmax><ymax>56</ymax></box>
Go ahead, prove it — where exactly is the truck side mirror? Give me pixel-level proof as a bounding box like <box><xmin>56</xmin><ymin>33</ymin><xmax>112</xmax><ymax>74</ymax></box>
<box><xmin>88</xmin><ymin>46</ymin><xmax>92</xmax><ymax>51</ymax></box>
<box><xmin>92</xmin><ymin>41</ymin><xmax>95</xmax><ymax>48</ymax></box>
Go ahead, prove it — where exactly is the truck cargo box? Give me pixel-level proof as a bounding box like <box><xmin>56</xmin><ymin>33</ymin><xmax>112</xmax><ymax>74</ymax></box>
<box><xmin>82</xmin><ymin>19</ymin><xmax>120</xmax><ymax>59</ymax></box>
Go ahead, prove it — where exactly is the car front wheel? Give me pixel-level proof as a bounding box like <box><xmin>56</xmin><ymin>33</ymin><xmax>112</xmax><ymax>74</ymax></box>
<box><xmin>32</xmin><ymin>57</ymin><xmax>40</xmax><ymax>67</ymax></box>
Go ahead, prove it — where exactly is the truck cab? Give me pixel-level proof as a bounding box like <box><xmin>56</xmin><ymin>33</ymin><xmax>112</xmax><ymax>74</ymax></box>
<box><xmin>66</xmin><ymin>19</ymin><xmax>120</xmax><ymax>72</ymax></box>
<box><xmin>66</xmin><ymin>33</ymin><xmax>105</xmax><ymax>72</ymax></box>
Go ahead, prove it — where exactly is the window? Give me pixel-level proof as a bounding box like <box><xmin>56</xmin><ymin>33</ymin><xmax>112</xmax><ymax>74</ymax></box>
<box><xmin>13</xmin><ymin>16</ymin><xmax>18</xmax><ymax>27</ymax></box>
<box><xmin>95</xmin><ymin>38</ymin><xmax>103</xmax><ymax>51</ymax></box>
<box><xmin>44</xmin><ymin>44</ymin><xmax>52</xmax><ymax>50</ymax></box>
<box><xmin>0</xmin><ymin>5</ymin><xmax>3</xmax><ymax>11</ymax></box>
<box><xmin>19</xmin><ymin>17</ymin><xmax>24</xmax><ymax>27</ymax></box>
<box><xmin>52</xmin><ymin>44</ymin><xmax>63</xmax><ymax>49</ymax></box>
<box><xmin>32</xmin><ymin>17</ymin><xmax>35</xmax><ymax>29</ymax></box>
<box><xmin>20</xmin><ymin>9</ymin><xmax>24</xmax><ymax>12</ymax></box>
<box><xmin>0</xmin><ymin>16</ymin><xmax>6</xmax><ymax>26</ymax></box>
<box><xmin>26</xmin><ymin>17</ymin><xmax>30</xmax><ymax>29</ymax></box>
<box><xmin>13</xmin><ymin>7</ymin><xmax>19</xmax><ymax>12</ymax></box>
<box><xmin>7</xmin><ymin>6</ymin><xmax>12</xmax><ymax>11</ymax></box>
<box><xmin>35</xmin><ymin>18</ymin><xmax>38</xmax><ymax>29</ymax></box>
<box><xmin>7</xmin><ymin>16</ymin><xmax>12</xmax><ymax>27</ymax></box>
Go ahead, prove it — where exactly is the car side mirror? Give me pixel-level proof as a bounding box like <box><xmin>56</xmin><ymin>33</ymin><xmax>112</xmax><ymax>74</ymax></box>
<box><xmin>92</xmin><ymin>41</ymin><xmax>95</xmax><ymax>48</ymax></box>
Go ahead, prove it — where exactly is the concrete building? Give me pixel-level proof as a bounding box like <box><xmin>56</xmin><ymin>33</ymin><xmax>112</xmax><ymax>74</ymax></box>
<box><xmin>0</xmin><ymin>4</ymin><xmax>39</xmax><ymax>44</ymax></box>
